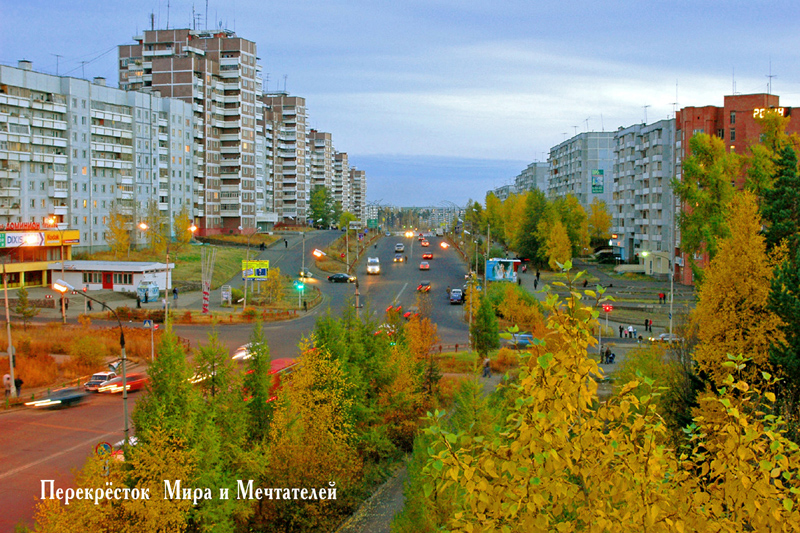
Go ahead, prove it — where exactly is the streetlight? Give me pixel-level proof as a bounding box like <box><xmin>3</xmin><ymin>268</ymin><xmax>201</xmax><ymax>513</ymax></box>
<box><xmin>53</xmin><ymin>279</ymin><xmax>130</xmax><ymax>444</ymax></box>
<box><xmin>46</xmin><ymin>216</ymin><xmax>67</xmax><ymax>324</ymax></box>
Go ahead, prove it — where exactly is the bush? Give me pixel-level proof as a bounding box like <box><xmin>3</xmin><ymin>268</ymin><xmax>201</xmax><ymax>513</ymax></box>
<box><xmin>69</xmin><ymin>336</ymin><xmax>108</xmax><ymax>367</ymax></box>
<box><xmin>492</xmin><ymin>347</ymin><xmax>519</xmax><ymax>373</ymax></box>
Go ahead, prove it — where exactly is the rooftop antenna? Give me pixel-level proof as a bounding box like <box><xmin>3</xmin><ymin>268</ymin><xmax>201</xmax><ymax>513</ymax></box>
<box><xmin>166</xmin><ymin>0</ymin><xmax>170</xmax><ymax>29</ymax></box>
<box><xmin>283</xmin><ymin>74</ymin><xmax>288</xmax><ymax>93</ymax></box>
<box><xmin>573</xmin><ymin>125</ymin><xmax>578</xmax><ymax>136</ymax></box>
<box><xmin>562</xmin><ymin>132</ymin><xmax>568</xmax><ymax>142</ymax></box>
<box><xmin>264</xmin><ymin>73</ymin><xmax>270</xmax><ymax>92</ymax></box>
<box><xmin>150</xmin><ymin>12</ymin><xmax>155</xmax><ymax>30</ymax></box>
<box><xmin>766</xmin><ymin>59</ymin><xmax>776</xmax><ymax>94</ymax></box>
<box><xmin>80</xmin><ymin>61</ymin><xmax>87</xmax><ymax>79</ymax></box>
<box><xmin>600</xmin><ymin>113</ymin><xmax>604</xmax><ymax>131</ymax></box>
<box><xmin>51</xmin><ymin>53</ymin><xmax>63</xmax><ymax>76</ymax></box>
<box><xmin>205</xmin><ymin>0</ymin><xmax>208</xmax><ymax>29</ymax></box>
<box><xmin>584</xmin><ymin>117</ymin><xmax>590</xmax><ymax>132</ymax></box>
<box><xmin>643</xmin><ymin>104</ymin><xmax>651</xmax><ymax>124</ymax></box>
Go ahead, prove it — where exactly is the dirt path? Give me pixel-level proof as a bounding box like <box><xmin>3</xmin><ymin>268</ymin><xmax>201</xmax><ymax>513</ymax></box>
<box><xmin>335</xmin><ymin>373</ymin><xmax>502</xmax><ymax>533</ymax></box>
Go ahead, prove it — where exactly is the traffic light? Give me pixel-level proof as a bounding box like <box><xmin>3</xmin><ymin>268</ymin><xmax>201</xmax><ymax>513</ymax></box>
<box><xmin>602</xmin><ymin>304</ymin><xmax>613</xmax><ymax>313</ymax></box>
<box><xmin>294</xmin><ymin>280</ymin><xmax>305</xmax><ymax>291</ymax></box>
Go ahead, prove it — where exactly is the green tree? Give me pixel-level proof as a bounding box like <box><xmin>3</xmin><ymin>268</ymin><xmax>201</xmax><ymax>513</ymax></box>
<box><xmin>762</xmin><ymin>144</ymin><xmax>800</xmax><ymax>252</ymax></box>
<box><xmin>767</xmin><ymin>246</ymin><xmax>800</xmax><ymax>438</ymax></box>
<box><xmin>672</xmin><ymin>133</ymin><xmax>738</xmax><ymax>281</ymax></box>
<box><xmin>172</xmin><ymin>205</ymin><xmax>194</xmax><ymax>251</ymax></box>
<box><xmin>242</xmin><ymin>322</ymin><xmax>274</xmax><ymax>441</ymax></box>
<box><xmin>14</xmin><ymin>286</ymin><xmax>39</xmax><ymax>330</ymax></box>
<box><xmin>471</xmin><ymin>291</ymin><xmax>499</xmax><ymax>357</ymax></box>
<box><xmin>338</xmin><ymin>211</ymin><xmax>357</xmax><ymax>231</ymax></box>
<box><xmin>310</xmin><ymin>185</ymin><xmax>335</xmax><ymax>228</ymax></box>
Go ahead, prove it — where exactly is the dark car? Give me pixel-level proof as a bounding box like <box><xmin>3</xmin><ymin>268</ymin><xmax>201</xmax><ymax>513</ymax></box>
<box><xmin>25</xmin><ymin>387</ymin><xmax>88</xmax><ymax>409</ymax></box>
<box><xmin>417</xmin><ymin>280</ymin><xmax>431</xmax><ymax>293</ymax></box>
<box><xmin>449</xmin><ymin>288</ymin><xmax>464</xmax><ymax>304</ymax></box>
<box><xmin>393</xmin><ymin>254</ymin><xmax>405</xmax><ymax>263</ymax></box>
<box><xmin>328</xmin><ymin>273</ymin><xmax>356</xmax><ymax>283</ymax></box>
<box><xmin>503</xmin><ymin>333</ymin><xmax>534</xmax><ymax>349</ymax></box>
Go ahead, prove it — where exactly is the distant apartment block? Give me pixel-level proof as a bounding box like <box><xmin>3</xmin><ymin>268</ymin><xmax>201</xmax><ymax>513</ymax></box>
<box><xmin>611</xmin><ymin>119</ymin><xmax>676</xmax><ymax>275</ymax></box>
<box><xmin>0</xmin><ymin>60</ymin><xmax>193</xmax><ymax>252</ymax></box>
<box><xmin>308</xmin><ymin>129</ymin><xmax>333</xmax><ymax>191</ymax></box>
<box><xmin>515</xmin><ymin>161</ymin><xmax>548</xmax><ymax>192</ymax></box>
<box><xmin>491</xmin><ymin>184</ymin><xmax>514</xmax><ymax>201</ymax></box>
<box><xmin>547</xmin><ymin>132</ymin><xmax>614</xmax><ymax>210</ymax></box>
<box><xmin>349</xmin><ymin>168</ymin><xmax>366</xmax><ymax>222</ymax></box>
<box><xmin>118</xmin><ymin>28</ymin><xmax>267</xmax><ymax>234</ymax></box>
<box><xmin>333</xmin><ymin>152</ymin><xmax>350</xmax><ymax>213</ymax></box>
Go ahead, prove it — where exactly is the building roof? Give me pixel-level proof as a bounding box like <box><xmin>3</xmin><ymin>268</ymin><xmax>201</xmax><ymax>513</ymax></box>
<box><xmin>47</xmin><ymin>261</ymin><xmax>172</xmax><ymax>272</ymax></box>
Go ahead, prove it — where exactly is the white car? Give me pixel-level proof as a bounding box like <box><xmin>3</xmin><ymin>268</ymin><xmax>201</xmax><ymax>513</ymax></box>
<box><xmin>648</xmin><ymin>333</ymin><xmax>683</xmax><ymax>344</ymax></box>
<box><xmin>84</xmin><ymin>371</ymin><xmax>117</xmax><ymax>391</ymax></box>
<box><xmin>367</xmin><ymin>257</ymin><xmax>381</xmax><ymax>274</ymax></box>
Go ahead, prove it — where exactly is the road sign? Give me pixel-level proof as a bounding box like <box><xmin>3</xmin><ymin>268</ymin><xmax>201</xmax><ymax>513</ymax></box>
<box><xmin>95</xmin><ymin>441</ymin><xmax>113</xmax><ymax>457</ymax></box>
<box><xmin>143</xmin><ymin>319</ymin><xmax>153</xmax><ymax>329</ymax></box>
<box><xmin>367</xmin><ymin>218</ymin><xmax>378</xmax><ymax>228</ymax></box>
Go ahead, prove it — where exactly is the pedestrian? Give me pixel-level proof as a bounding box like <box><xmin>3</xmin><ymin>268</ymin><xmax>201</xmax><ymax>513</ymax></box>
<box><xmin>644</xmin><ymin>318</ymin><xmax>649</xmax><ymax>332</ymax></box>
<box><xmin>64</xmin><ymin>297</ymin><xmax>69</xmax><ymax>312</ymax></box>
<box><xmin>536</xmin><ymin>270</ymin><xmax>540</xmax><ymax>281</ymax></box>
<box><xmin>173</xmin><ymin>287</ymin><xmax>178</xmax><ymax>301</ymax></box>
<box><xmin>533</xmin><ymin>278</ymin><xmax>538</xmax><ymax>290</ymax></box>
<box><xmin>143</xmin><ymin>292</ymin><xmax>148</xmax><ymax>304</ymax></box>
<box><xmin>136</xmin><ymin>294</ymin><xmax>142</xmax><ymax>308</ymax></box>
<box><xmin>628</xmin><ymin>325</ymin><xmax>633</xmax><ymax>338</ymax></box>
<box><xmin>303</xmin><ymin>300</ymin><xmax>308</xmax><ymax>312</ymax></box>
<box><xmin>583</xmin><ymin>279</ymin><xmax>588</xmax><ymax>287</ymax></box>
<box><xmin>604</xmin><ymin>346</ymin><xmax>611</xmax><ymax>364</ymax></box>
<box><xmin>633</xmin><ymin>328</ymin><xmax>638</xmax><ymax>339</ymax></box>
<box><xmin>3</xmin><ymin>373</ymin><xmax>10</xmax><ymax>399</ymax></box>
<box><xmin>482</xmin><ymin>356</ymin><xmax>491</xmax><ymax>378</ymax></box>
<box><xmin>284</xmin><ymin>239</ymin><xmax>288</xmax><ymax>248</ymax></box>
<box><xmin>260</xmin><ymin>242</ymin><xmax>266</xmax><ymax>251</ymax></box>
<box><xmin>14</xmin><ymin>376</ymin><xmax>23</xmax><ymax>397</ymax></box>
<box><xmin>517</xmin><ymin>277</ymin><xmax>522</xmax><ymax>286</ymax></box>
<box><xmin>619</xmin><ymin>324</ymin><xmax>623</xmax><ymax>338</ymax></box>
<box><xmin>87</xmin><ymin>299</ymin><xmax>93</xmax><ymax>312</ymax></box>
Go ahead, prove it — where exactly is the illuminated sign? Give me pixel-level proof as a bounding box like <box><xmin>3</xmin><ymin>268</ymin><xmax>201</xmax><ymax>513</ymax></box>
<box><xmin>753</xmin><ymin>107</ymin><xmax>791</xmax><ymax>119</ymax></box>
<box><xmin>0</xmin><ymin>222</ymin><xmax>41</xmax><ymax>231</ymax></box>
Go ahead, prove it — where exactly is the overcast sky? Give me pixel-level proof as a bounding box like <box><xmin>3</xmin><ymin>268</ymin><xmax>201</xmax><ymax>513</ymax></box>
<box><xmin>2</xmin><ymin>1</ymin><xmax>799</xmax><ymax>206</ymax></box>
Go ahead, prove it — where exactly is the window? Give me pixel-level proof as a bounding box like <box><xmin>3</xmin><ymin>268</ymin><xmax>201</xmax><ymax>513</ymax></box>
<box><xmin>113</xmin><ymin>273</ymin><xmax>133</xmax><ymax>284</ymax></box>
<box><xmin>730</xmin><ymin>111</ymin><xmax>736</xmax><ymax>125</ymax></box>
<box><xmin>730</xmin><ymin>128</ymin><xmax>736</xmax><ymax>142</ymax></box>
<box><xmin>83</xmin><ymin>199</ymin><xmax>87</xmax><ymax>208</ymax></box>
<box><xmin>30</xmin><ymin>199</ymin><xmax>35</xmax><ymax>208</ymax></box>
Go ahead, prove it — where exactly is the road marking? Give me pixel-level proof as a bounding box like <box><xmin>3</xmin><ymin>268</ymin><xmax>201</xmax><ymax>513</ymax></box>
<box><xmin>0</xmin><ymin>431</ymin><xmax>121</xmax><ymax>481</ymax></box>
<box><xmin>393</xmin><ymin>283</ymin><xmax>408</xmax><ymax>305</ymax></box>
<box><xmin>28</xmin><ymin>421</ymin><xmax>113</xmax><ymax>435</ymax></box>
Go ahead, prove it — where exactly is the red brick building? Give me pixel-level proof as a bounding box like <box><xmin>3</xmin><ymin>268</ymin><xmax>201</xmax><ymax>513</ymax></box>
<box><xmin>674</xmin><ymin>93</ymin><xmax>797</xmax><ymax>285</ymax></box>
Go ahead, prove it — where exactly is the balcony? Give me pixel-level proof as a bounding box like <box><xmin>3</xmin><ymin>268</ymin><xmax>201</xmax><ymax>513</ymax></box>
<box><xmin>53</xmin><ymin>204</ymin><xmax>68</xmax><ymax>216</ymax></box>
<box><xmin>48</xmin><ymin>186</ymin><xmax>69</xmax><ymax>199</ymax></box>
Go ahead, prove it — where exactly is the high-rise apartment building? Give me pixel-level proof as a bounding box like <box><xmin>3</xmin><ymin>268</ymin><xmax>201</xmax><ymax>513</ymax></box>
<box><xmin>547</xmin><ymin>132</ymin><xmax>614</xmax><ymax>210</ymax></box>
<box><xmin>349</xmin><ymin>168</ymin><xmax>366</xmax><ymax>223</ymax></box>
<box><xmin>261</xmin><ymin>93</ymin><xmax>308</xmax><ymax>223</ymax></box>
<box><xmin>119</xmin><ymin>28</ymin><xmax>264</xmax><ymax>234</ymax></box>
<box><xmin>611</xmin><ymin>119</ymin><xmax>676</xmax><ymax>273</ymax></box>
<box><xmin>0</xmin><ymin>61</ymin><xmax>193</xmax><ymax>252</ymax></box>
<box><xmin>308</xmin><ymin>129</ymin><xmax>333</xmax><ymax>191</ymax></box>
<box><xmin>334</xmin><ymin>152</ymin><xmax>350</xmax><ymax>213</ymax></box>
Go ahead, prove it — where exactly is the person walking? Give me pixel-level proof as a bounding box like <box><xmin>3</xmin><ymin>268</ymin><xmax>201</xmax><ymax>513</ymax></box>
<box><xmin>533</xmin><ymin>278</ymin><xmax>538</xmax><ymax>290</ymax></box>
<box><xmin>64</xmin><ymin>297</ymin><xmax>69</xmax><ymax>312</ymax></box>
<box><xmin>619</xmin><ymin>324</ymin><xmax>624</xmax><ymax>338</ymax></box>
<box><xmin>482</xmin><ymin>356</ymin><xmax>491</xmax><ymax>378</ymax></box>
<box><xmin>536</xmin><ymin>270</ymin><xmax>540</xmax><ymax>282</ymax></box>
<box><xmin>644</xmin><ymin>318</ymin><xmax>649</xmax><ymax>332</ymax></box>
<box><xmin>87</xmin><ymin>299</ymin><xmax>93</xmax><ymax>312</ymax></box>
<box><xmin>3</xmin><ymin>373</ymin><xmax>11</xmax><ymax>399</ymax></box>
<box><xmin>14</xmin><ymin>376</ymin><xmax>23</xmax><ymax>397</ymax></box>
<box><xmin>284</xmin><ymin>239</ymin><xmax>288</xmax><ymax>248</ymax></box>
<box><xmin>136</xmin><ymin>294</ymin><xmax>142</xmax><ymax>308</ymax></box>
<box><xmin>628</xmin><ymin>325</ymin><xmax>634</xmax><ymax>339</ymax></box>
<box><xmin>173</xmin><ymin>287</ymin><xmax>178</xmax><ymax>301</ymax></box>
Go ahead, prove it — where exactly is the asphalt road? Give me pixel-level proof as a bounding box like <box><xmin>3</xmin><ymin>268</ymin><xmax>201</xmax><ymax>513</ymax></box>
<box><xmin>0</xmin><ymin>230</ymin><xmax>471</xmax><ymax>530</ymax></box>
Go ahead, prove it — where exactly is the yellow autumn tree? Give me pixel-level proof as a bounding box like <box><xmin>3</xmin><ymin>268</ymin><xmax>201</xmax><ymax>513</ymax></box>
<box><xmin>588</xmin><ymin>197</ymin><xmax>612</xmax><ymax>246</ymax></box>
<box><xmin>106</xmin><ymin>202</ymin><xmax>130</xmax><ymax>259</ymax></box>
<box><xmin>543</xmin><ymin>218</ymin><xmax>571</xmax><ymax>270</ymax></box>
<box><xmin>497</xmin><ymin>283</ymin><xmax>547</xmax><ymax>338</ymax></box>
<box><xmin>692</xmin><ymin>190</ymin><xmax>785</xmax><ymax>387</ymax></box>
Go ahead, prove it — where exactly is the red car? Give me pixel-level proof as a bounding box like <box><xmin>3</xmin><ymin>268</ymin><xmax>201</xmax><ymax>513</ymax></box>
<box><xmin>97</xmin><ymin>373</ymin><xmax>149</xmax><ymax>394</ymax></box>
<box><xmin>421</xmin><ymin>240</ymin><xmax>430</xmax><ymax>247</ymax></box>
<box><xmin>422</xmin><ymin>252</ymin><xmax>433</xmax><ymax>260</ymax></box>
<box><xmin>417</xmin><ymin>281</ymin><xmax>431</xmax><ymax>292</ymax></box>
<box><xmin>244</xmin><ymin>358</ymin><xmax>298</xmax><ymax>403</ymax></box>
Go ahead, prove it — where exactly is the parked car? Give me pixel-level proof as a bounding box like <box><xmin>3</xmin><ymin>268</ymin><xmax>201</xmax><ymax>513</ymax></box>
<box><xmin>328</xmin><ymin>273</ymin><xmax>357</xmax><ymax>283</ymax></box>
<box><xmin>417</xmin><ymin>280</ymin><xmax>431</xmax><ymax>293</ymax></box>
<box><xmin>25</xmin><ymin>387</ymin><xmax>88</xmax><ymax>409</ymax></box>
<box><xmin>422</xmin><ymin>252</ymin><xmax>433</xmax><ymax>260</ymax></box>
<box><xmin>97</xmin><ymin>373</ymin><xmax>149</xmax><ymax>394</ymax></box>
<box><xmin>449</xmin><ymin>288</ymin><xmax>464</xmax><ymax>304</ymax></box>
<box><xmin>85</xmin><ymin>371</ymin><xmax>117</xmax><ymax>392</ymax></box>
<box><xmin>648</xmin><ymin>333</ymin><xmax>683</xmax><ymax>344</ymax></box>
<box><xmin>419</xmin><ymin>261</ymin><xmax>430</xmax><ymax>270</ymax></box>
<box><xmin>503</xmin><ymin>333</ymin><xmax>534</xmax><ymax>349</ymax></box>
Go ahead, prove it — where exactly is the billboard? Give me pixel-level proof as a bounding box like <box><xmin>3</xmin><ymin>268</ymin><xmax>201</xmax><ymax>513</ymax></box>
<box><xmin>485</xmin><ymin>259</ymin><xmax>519</xmax><ymax>282</ymax></box>
<box><xmin>591</xmin><ymin>169</ymin><xmax>604</xmax><ymax>193</ymax></box>
<box><xmin>242</xmin><ymin>260</ymin><xmax>270</xmax><ymax>280</ymax></box>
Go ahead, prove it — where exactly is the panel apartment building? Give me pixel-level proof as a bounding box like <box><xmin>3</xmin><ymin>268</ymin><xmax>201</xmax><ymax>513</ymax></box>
<box><xmin>547</xmin><ymin>132</ymin><xmax>615</xmax><ymax>210</ymax></box>
<box><xmin>119</xmin><ymin>28</ymin><xmax>270</xmax><ymax>235</ymax></box>
<box><xmin>674</xmin><ymin>92</ymin><xmax>799</xmax><ymax>284</ymax></box>
<box><xmin>515</xmin><ymin>161</ymin><xmax>548</xmax><ymax>192</ymax></box>
<box><xmin>334</xmin><ymin>152</ymin><xmax>351</xmax><ymax>214</ymax></box>
<box><xmin>610</xmin><ymin>119</ymin><xmax>676</xmax><ymax>274</ymax></box>
<box><xmin>0</xmin><ymin>60</ymin><xmax>193</xmax><ymax>253</ymax></box>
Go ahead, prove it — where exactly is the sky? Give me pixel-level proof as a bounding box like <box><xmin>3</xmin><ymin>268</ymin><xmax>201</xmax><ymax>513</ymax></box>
<box><xmin>2</xmin><ymin>1</ymin><xmax>800</xmax><ymax>206</ymax></box>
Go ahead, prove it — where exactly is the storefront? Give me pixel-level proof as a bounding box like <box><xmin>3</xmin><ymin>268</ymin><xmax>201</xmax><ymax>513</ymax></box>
<box><xmin>0</xmin><ymin>222</ymin><xmax>80</xmax><ymax>288</ymax></box>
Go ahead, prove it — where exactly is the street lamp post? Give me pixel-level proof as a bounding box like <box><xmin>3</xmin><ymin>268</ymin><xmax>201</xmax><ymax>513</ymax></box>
<box><xmin>54</xmin><ymin>279</ymin><xmax>129</xmax><ymax>444</ymax></box>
